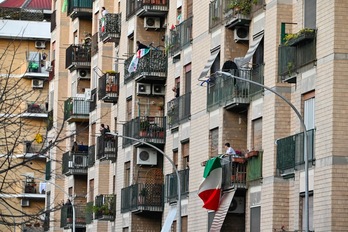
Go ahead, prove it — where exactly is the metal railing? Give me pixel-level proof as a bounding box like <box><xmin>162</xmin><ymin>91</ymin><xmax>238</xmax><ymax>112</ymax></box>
<box><xmin>99</xmin><ymin>13</ymin><xmax>121</xmax><ymax>43</ymax></box>
<box><xmin>27</xmin><ymin>102</ymin><xmax>47</xmax><ymax>114</ymax></box>
<box><xmin>60</xmin><ymin>204</ymin><xmax>86</xmax><ymax>229</ymax></box>
<box><xmin>220</xmin><ymin>156</ymin><xmax>247</xmax><ymax>190</ymax></box>
<box><xmin>165</xmin><ymin>169</ymin><xmax>189</xmax><ymax>203</ymax></box>
<box><xmin>122</xmin><ymin>116</ymin><xmax>166</xmax><ymax>147</ymax></box>
<box><xmin>98</xmin><ymin>73</ymin><xmax>119</xmax><ymax>103</ymax></box>
<box><xmin>65</xmin><ymin>44</ymin><xmax>91</xmax><ymax>69</ymax></box>
<box><xmin>64</xmin><ymin>97</ymin><xmax>90</xmax><ymax>121</ymax></box>
<box><xmin>126</xmin><ymin>0</ymin><xmax>168</xmax><ymax>19</ymax></box>
<box><xmin>23</xmin><ymin>181</ymin><xmax>46</xmax><ymax>194</ymax></box>
<box><xmin>167</xmin><ymin>92</ymin><xmax>191</xmax><ymax>128</ymax></box>
<box><xmin>121</xmin><ymin>183</ymin><xmax>164</xmax><ymax>213</ymax></box>
<box><xmin>169</xmin><ymin>16</ymin><xmax>193</xmax><ymax>55</ymax></box>
<box><xmin>62</xmin><ymin>150</ymin><xmax>89</xmax><ymax>176</ymax></box>
<box><xmin>0</xmin><ymin>7</ymin><xmax>44</xmax><ymax>21</ymax></box>
<box><xmin>67</xmin><ymin>0</ymin><xmax>93</xmax><ymax>17</ymax></box>
<box><xmin>94</xmin><ymin>194</ymin><xmax>116</xmax><ymax>221</ymax></box>
<box><xmin>96</xmin><ymin>135</ymin><xmax>117</xmax><ymax>162</ymax></box>
<box><xmin>276</xmin><ymin>129</ymin><xmax>315</xmax><ymax>174</ymax></box>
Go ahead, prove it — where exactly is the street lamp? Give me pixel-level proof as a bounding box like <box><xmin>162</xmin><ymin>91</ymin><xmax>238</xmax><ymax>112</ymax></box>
<box><xmin>107</xmin><ymin>132</ymin><xmax>182</xmax><ymax>232</ymax></box>
<box><xmin>0</xmin><ymin>200</ymin><xmax>16</xmax><ymax>232</ymax></box>
<box><xmin>216</xmin><ymin>71</ymin><xmax>310</xmax><ymax>232</ymax></box>
<box><xmin>21</xmin><ymin>175</ymin><xmax>76</xmax><ymax>232</ymax></box>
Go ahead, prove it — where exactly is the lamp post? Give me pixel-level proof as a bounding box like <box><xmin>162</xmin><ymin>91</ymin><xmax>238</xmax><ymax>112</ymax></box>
<box><xmin>0</xmin><ymin>200</ymin><xmax>16</xmax><ymax>232</ymax></box>
<box><xmin>216</xmin><ymin>71</ymin><xmax>310</xmax><ymax>232</ymax></box>
<box><xmin>21</xmin><ymin>175</ymin><xmax>76</xmax><ymax>232</ymax></box>
<box><xmin>107</xmin><ymin>132</ymin><xmax>182</xmax><ymax>232</ymax></box>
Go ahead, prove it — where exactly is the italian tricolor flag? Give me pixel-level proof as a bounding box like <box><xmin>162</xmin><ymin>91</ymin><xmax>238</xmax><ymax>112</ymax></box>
<box><xmin>198</xmin><ymin>156</ymin><xmax>222</xmax><ymax>211</ymax></box>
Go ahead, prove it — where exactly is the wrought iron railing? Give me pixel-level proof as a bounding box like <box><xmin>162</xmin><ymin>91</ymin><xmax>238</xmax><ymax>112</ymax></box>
<box><xmin>126</xmin><ymin>0</ymin><xmax>169</xmax><ymax>19</ymax></box>
<box><xmin>62</xmin><ymin>150</ymin><xmax>89</xmax><ymax>176</ymax></box>
<box><xmin>64</xmin><ymin>97</ymin><xmax>90</xmax><ymax>121</ymax></box>
<box><xmin>124</xmin><ymin>49</ymin><xmax>167</xmax><ymax>83</ymax></box>
<box><xmin>167</xmin><ymin>92</ymin><xmax>191</xmax><ymax>128</ymax></box>
<box><xmin>99</xmin><ymin>13</ymin><xmax>121</xmax><ymax>43</ymax></box>
<box><xmin>220</xmin><ymin>155</ymin><xmax>247</xmax><ymax>189</ymax></box>
<box><xmin>169</xmin><ymin>16</ymin><xmax>193</xmax><ymax>55</ymax></box>
<box><xmin>121</xmin><ymin>183</ymin><xmax>164</xmax><ymax>213</ymax></box>
<box><xmin>23</xmin><ymin>181</ymin><xmax>46</xmax><ymax>194</ymax></box>
<box><xmin>277</xmin><ymin>129</ymin><xmax>315</xmax><ymax>174</ymax></box>
<box><xmin>122</xmin><ymin>116</ymin><xmax>166</xmax><ymax>147</ymax></box>
<box><xmin>60</xmin><ymin>204</ymin><xmax>86</xmax><ymax>229</ymax></box>
<box><xmin>98</xmin><ymin>73</ymin><xmax>119</xmax><ymax>103</ymax></box>
<box><xmin>0</xmin><ymin>7</ymin><xmax>44</xmax><ymax>21</ymax></box>
<box><xmin>96</xmin><ymin>135</ymin><xmax>117</xmax><ymax>162</ymax></box>
<box><xmin>67</xmin><ymin>0</ymin><xmax>93</xmax><ymax>17</ymax></box>
<box><xmin>165</xmin><ymin>169</ymin><xmax>189</xmax><ymax>203</ymax></box>
<box><xmin>94</xmin><ymin>194</ymin><xmax>116</xmax><ymax>221</ymax></box>
<box><xmin>65</xmin><ymin>44</ymin><xmax>91</xmax><ymax>69</ymax></box>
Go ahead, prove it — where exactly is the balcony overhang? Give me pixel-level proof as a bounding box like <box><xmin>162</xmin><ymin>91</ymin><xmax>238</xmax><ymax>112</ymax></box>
<box><xmin>225</xmin><ymin>14</ymin><xmax>251</xmax><ymax>30</ymax></box>
<box><xmin>136</xmin><ymin>5</ymin><xmax>168</xmax><ymax>17</ymax></box>
<box><xmin>21</xmin><ymin>112</ymin><xmax>48</xmax><ymax>118</ymax></box>
<box><xmin>23</xmin><ymin>72</ymin><xmax>49</xmax><ymax>79</ymax></box>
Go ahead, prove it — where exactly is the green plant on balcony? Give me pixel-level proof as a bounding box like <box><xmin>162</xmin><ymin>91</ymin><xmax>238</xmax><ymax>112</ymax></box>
<box><xmin>92</xmin><ymin>203</ymin><xmax>112</xmax><ymax>216</ymax></box>
<box><xmin>227</xmin><ymin>0</ymin><xmax>258</xmax><ymax>15</ymax></box>
<box><xmin>284</xmin><ymin>28</ymin><xmax>315</xmax><ymax>46</ymax></box>
<box><xmin>139</xmin><ymin>120</ymin><xmax>150</xmax><ymax>136</ymax></box>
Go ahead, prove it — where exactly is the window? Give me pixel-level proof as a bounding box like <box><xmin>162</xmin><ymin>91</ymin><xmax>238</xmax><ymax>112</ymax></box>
<box><xmin>252</xmin><ymin>118</ymin><xmax>262</xmax><ymax>150</ymax></box>
<box><xmin>126</xmin><ymin>98</ymin><xmax>132</xmax><ymax>121</ymax></box>
<box><xmin>304</xmin><ymin>0</ymin><xmax>316</xmax><ymax>29</ymax></box>
<box><xmin>209</xmin><ymin>128</ymin><xmax>219</xmax><ymax>158</ymax></box>
<box><xmin>182</xmin><ymin>142</ymin><xmax>189</xmax><ymax>169</ymax></box>
<box><xmin>173</xmin><ymin>150</ymin><xmax>178</xmax><ymax>171</ymax></box>
<box><xmin>211</xmin><ymin>52</ymin><xmax>220</xmax><ymax>75</ymax></box>
<box><xmin>250</xmin><ymin>206</ymin><xmax>261</xmax><ymax>232</ymax></box>
<box><xmin>124</xmin><ymin>162</ymin><xmax>130</xmax><ymax>186</ymax></box>
<box><xmin>300</xmin><ymin>193</ymin><xmax>313</xmax><ymax>231</ymax></box>
<box><xmin>89</xmin><ymin>179</ymin><xmax>94</xmax><ymax>202</ymax></box>
<box><xmin>303</xmin><ymin>93</ymin><xmax>315</xmax><ymax>130</ymax></box>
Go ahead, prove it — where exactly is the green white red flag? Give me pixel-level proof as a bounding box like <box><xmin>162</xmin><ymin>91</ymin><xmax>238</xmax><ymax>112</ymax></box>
<box><xmin>198</xmin><ymin>156</ymin><xmax>222</xmax><ymax>211</ymax></box>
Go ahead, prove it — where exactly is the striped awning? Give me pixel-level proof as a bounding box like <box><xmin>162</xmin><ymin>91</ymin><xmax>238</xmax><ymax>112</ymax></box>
<box><xmin>235</xmin><ymin>34</ymin><xmax>264</xmax><ymax>67</ymax></box>
<box><xmin>209</xmin><ymin>188</ymin><xmax>236</xmax><ymax>232</ymax></box>
<box><xmin>198</xmin><ymin>49</ymin><xmax>220</xmax><ymax>80</ymax></box>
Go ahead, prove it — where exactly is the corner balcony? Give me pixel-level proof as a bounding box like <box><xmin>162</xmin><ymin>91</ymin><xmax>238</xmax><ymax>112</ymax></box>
<box><xmin>207</xmin><ymin>65</ymin><xmax>264</xmax><ymax>112</ymax></box>
<box><xmin>21</xmin><ymin>102</ymin><xmax>48</xmax><ymax>118</ymax></box>
<box><xmin>124</xmin><ymin>49</ymin><xmax>167</xmax><ymax>84</ymax></box>
<box><xmin>65</xmin><ymin>44</ymin><xmax>91</xmax><ymax>70</ymax></box>
<box><xmin>169</xmin><ymin>17</ymin><xmax>193</xmax><ymax>56</ymax></box>
<box><xmin>64</xmin><ymin>97</ymin><xmax>89</xmax><ymax>123</ymax></box>
<box><xmin>62</xmin><ymin>149</ymin><xmax>89</xmax><ymax>176</ymax></box>
<box><xmin>60</xmin><ymin>204</ymin><xmax>86</xmax><ymax>229</ymax></box>
<box><xmin>277</xmin><ymin>129</ymin><xmax>315</xmax><ymax>177</ymax></box>
<box><xmin>67</xmin><ymin>0</ymin><xmax>92</xmax><ymax>19</ymax></box>
<box><xmin>96</xmin><ymin>135</ymin><xmax>117</xmax><ymax>162</ymax></box>
<box><xmin>165</xmin><ymin>169</ymin><xmax>189</xmax><ymax>203</ymax></box>
<box><xmin>98</xmin><ymin>72</ymin><xmax>119</xmax><ymax>103</ymax></box>
<box><xmin>121</xmin><ymin>183</ymin><xmax>164</xmax><ymax>213</ymax></box>
<box><xmin>223</xmin><ymin>0</ymin><xmax>251</xmax><ymax>29</ymax></box>
<box><xmin>126</xmin><ymin>0</ymin><xmax>169</xmax><ymax>19</ymax></box>
<box><xmin>99</xmin><ymin>13</ymin><xmax>121</xmax><ymax>43</ymax></box>
<box><xmin>23</xmin><ymin>51</ymin><xmax>49</xmax><ymax>79</ymax></box>
<box><xmin>23</xmin><ymin>180</ymin><xmax>46</xmax><ymax>197</ymax></box>
<box><xmin>167</xmin><ymin>92</ymin><xmax>190</xmax><ymax>128</ymax></box>
<box><xmin>122</xmin><ymin>116</ymin><xmax>166</xmax><ymax>147</ymax></box>
<box><xmin>94</xmin><ymin>194</ymin><xmax>116</xmax><ymax>221</ymax></box>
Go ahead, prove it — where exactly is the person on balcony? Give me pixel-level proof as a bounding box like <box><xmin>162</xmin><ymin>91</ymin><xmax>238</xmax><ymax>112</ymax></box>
<box><xmin>72</xmin><ymin>141</ymin><xmax>79</xmax><ymax>152</ymax></box>
<box><xmin>136</xmin><ymin>41</ymin><xmax>148</xmax><ymax>51</ymax></box>
<box><xmin>225</xmin><ymin>143</ymin><xmax>237</xmax><ymax>157</ymax></box>
<box><xmin>101</xmin><ymin>7</ymin><xmax>108</xmax><ymax>16</ymax></box>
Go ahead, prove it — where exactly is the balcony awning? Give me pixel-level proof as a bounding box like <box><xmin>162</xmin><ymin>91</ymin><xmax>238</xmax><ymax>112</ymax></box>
<box><xmin>198</xmin><ymin>49</ymin><xmax>220</xmax><ymax>80</ymax></box>
<box><xmin>235</xmin><ymin>34</ymin><xmax>264</xmax><ymax>67</ymax></box>
<box><xmin>160</xmin><ymin>206</ymin><xmax>177</xmax><ymax>232</ymax></box>
<box><xmin>209</xmin><ymin>188</ymin><xmax>236</xmax><ymax>231</ymax></box>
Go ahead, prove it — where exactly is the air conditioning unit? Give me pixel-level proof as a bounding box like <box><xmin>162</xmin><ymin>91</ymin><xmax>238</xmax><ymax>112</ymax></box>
<box><xmin>79</xmin><ymin>69</ymin><xmax>90</xmax><ymax>78</ymax></box>
<box><xmin>137</xmin><ymin>147</ymin><xmax>157</xmax><ymax>165</ymax></box>
<box><xmin>137</xmin><ymin>83</ymin><xmax>151</xmax><ymax>95</ymax></box>
<box><xmin>228</xmin><ymin>197</ymin><xmax>245</xmax><ymax>214</ymax></box>
<box><xmin>35</xmin><ymin>41</ymin><xmax>46</xmax><ymax>49</ymax></box>
<box><xmin>84</xmin><ymin>88</ymin><xmax>92</xmax><ymax>101</ymax></box>
<box><xmin>144</xmin><ymin>17</ymin><xmax>161</xmax><ymax>29</ymax></box>
<box><xmin>234</xmin><ymin>27</ymin><xmax>249</xmax><ymax>42</ymax></box>
<box><xmin>32</xmin><ymin>79</ymin><xmax>44</xmax><ymax>89</ymax></box>
<box><xmin>73</xmin><ymin>154</ymin><xmax>87</xmax><ymax>167</ymax></box>
<box><xmin>21</xmin><ymin>199</ymin><xmax>30</xmax><ymax>207</ymax></box>
<box><xmin>152</xmin><ymin>84</ymin><xmax>165</xmax><ymax>96</ymax></box>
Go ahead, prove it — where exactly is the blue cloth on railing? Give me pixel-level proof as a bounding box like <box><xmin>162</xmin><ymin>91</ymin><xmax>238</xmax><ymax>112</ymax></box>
<box><xmin>78</xmin><ymin>145</ymin><xmax>88</xmax><ymax>152</ymax></box>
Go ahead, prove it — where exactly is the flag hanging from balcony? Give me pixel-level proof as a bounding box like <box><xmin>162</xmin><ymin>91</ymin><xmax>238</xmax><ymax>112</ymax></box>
<box><xmin>127</xmin><ymin>48</ymin><xmax>150</xmax><ymax>73</ymax></box>
<box><xmin>198</xmin><ymin>156</ymin><xmax>222</xmax><ymax>211</ymax></box>
<box><xmin>61</xmin><ymin>0</ymin><xmax>67</xmax><ymax>12</ymax></box>
<box><xmin>101</xmin><ymin>17</ymin><xmax>106</xmax><ymax>32</ymax></box>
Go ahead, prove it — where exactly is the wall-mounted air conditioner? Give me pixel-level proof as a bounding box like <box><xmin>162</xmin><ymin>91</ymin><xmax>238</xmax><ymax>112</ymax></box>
<box><xmin>137</xmin><ymin>83</ymin><xmax>151</xmax><ymax>95</ymax></box>
<box><xmin>21</xmin><ymin>199</ymin><xmax>30</xmax><ymax>207</ymax></box>
<box><xmin>228</xmin><ymin>197</ymin><xmax>245</xmax><ymax>213</ymax></box>
<box><xmin>32</xmin><ymin>79</ymin><xmax>44</xmax><ymax>89</ymax></box>
<box><xmin>152</xmin><ymin>84</ymin><xmax>165</xmax><ymax>96</ymax></box>
<box><xmin>78</xmin><ymin>69</ymin><xmax>90</xmax><ymax>79</ymax></box>
<box><xmin>144</xmin><ymin>17</ymin><xmax>161</xmax><ymax>30</ymax></box>
<box><xmin>35</xmin><ymin>41</ymin><xmax>46</xmax><ymax>49</ymax></box>
<box><xmin>234</xmin><ymin>27</ymin><xmax>249</xmax><ymax>42</ymax></box>
<box><xmin>137</xmin><ymin>147</ymin><xmax>157</xmax><ymax>165</ymax></box>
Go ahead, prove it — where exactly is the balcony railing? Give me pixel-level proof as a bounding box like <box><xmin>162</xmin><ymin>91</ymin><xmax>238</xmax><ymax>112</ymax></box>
<box><xmin>67</xmin><ymin>0</ymin><xmax>93</xmax><ymax>18</ymax></box>
<box><xmin>124</xmin><ymin>49</ymin><xmax>167</xmax><ymax>83</ymax></box>
<box><xmin>91</xmin><ymin>32</ymin><xmax>98</xmax><ymax>56</ymax></box>
<box><xmin>98</xmin><ymin>73</ymin><xmax>120</xmax><ymax>103</ymax></box>
<box><xmin>121</xmin><ymin>183</ymin><xmax>164</xmax><ymax>213</ymax></box>
<box><xmin>99</xmin><ymin>13</ymin><xmax>121</xmax><ymax>43</ymax></box>
<box><xmin>62</xmin><ymin>150</ymin><xmax>89</xmax><ymax>176</ymax></box>
<box><xmin>24</xmin><ymin>141</ymin><xmax>45</xmax><ymax>154</ymax></box>
<box><xmin>86</xmin><ymin>202</ymin><xmax>93</xmax><ymax>224</ymax></box>
<box><xmin>126</xmin><ymin>0</ymin><xmax>169</xmax><ymax>19</ymax></box>
<box><xmin>207</xmin><ymin>65</ymin><xmax>264</xmax><ymax>112</ymax></box>
<box><xmin>169</xmin><ymin>16</ymin><xmax>193</xmax><ymax>56</ymax></box>
<box><xmin>167</xmin><ymin>92</ymin><xmax>191</xmax><ymax>128</ymax></box>
<box><xmin>88</xmin><ymin>145</ymin><xmax>95</xmax><ymax>167</ymax></box>
<box><xmin>94</xmin><ymin>194</ymin><xmax>116</xmax><ymax>221</ymax></box>
<box><xmin>24</xmin><ymin>52</ymin><xmax>49</xmax><ymax>77</ymax></box>
<box><xmin>165</xmin><ymin>169</ymin><xmax>189</xmax><ymax>203</ymax></box>
<box><xmin>22</xmin><ymin>102</ymin><xmax>48</xmax><ymax>118</ymax></box>
<box><xmin>64</xmin><ymin>97</ymin><xmax>89</xmax><ymax>122</ymax></box>
<box><xmin>277</xmin><ymin>129</ymin><xmax>315</xmax><ymax>175</ymax></box>
<box><xmin>96</xmin><ymin>135</ymin><xmax>117</xmax><ymax>162</ymax></box>
<box><xmin>0</xmin><ymin>7</ymin><xmax>44</xmax><ymax>21</ymax></box>
<box><xmin>220</xmin><ymin>155</ymin><xmax>247</xmax><ymax>190</ymax></box>
<box><xmin>51</xmin><ymin>10</ymin><xmax>57</xmax><ymax>32</ymax></box>
<box><xmin>65</xmin><ymin>44</ymin><xmax>91</xmax><ymax>70</ymax></box>
<box><xmin>60</xmin><ymin>204</ymin><xmax>86</xmax><ymax>229</ymax></box>
<box><xmin>23</xmin><ymin>181</ymin><xmax>46</xmax><ymax>195</ymax></box>
<box><xmin>122</xmin><ymin>116</ymin><xmax>166</xmax><ymax>147</ymax></box>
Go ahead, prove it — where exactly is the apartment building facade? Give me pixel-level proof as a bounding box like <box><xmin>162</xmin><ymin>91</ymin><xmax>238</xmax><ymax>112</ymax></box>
<box><xmin>46</xmin><ymin>0</ymin><xmax>348</xmax><ymax>231</ymax></box>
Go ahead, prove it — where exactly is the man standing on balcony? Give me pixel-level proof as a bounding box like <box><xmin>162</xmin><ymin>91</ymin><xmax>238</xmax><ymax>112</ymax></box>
<box><xmin>225</xmin><ymin>143</ymin><xmax>236</xmax><ymax>156</ymax></box>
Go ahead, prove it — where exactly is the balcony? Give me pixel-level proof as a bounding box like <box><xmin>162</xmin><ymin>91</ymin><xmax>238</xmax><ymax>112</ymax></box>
<box><xmin>24</xmin><ymin>141</ymin><xmax>45</xmax><ymax>154</ymax></box>
<box><xmin>23</xmin><ymin>179</ymin><xmax>46</xmax><ymax>196</ymax></box>
<box><xmin>277</xmin><ymin>129</ymin><xmax>315</xmax><ymax>177</ymax></box>
<box><xmin>169</xmin><ymin>16</ymin><xmax>193</xmax><ymax>56</ymax></box>
<box><xmin>23</xmin><ymin>52</ymin><xmax>49</xmax><ymax>78</ymax></box>
<box><xmin>207</xmin><ymin>65</ymin><xmax>264</xmax><ymax>112</ymax></box>
<box><xmin>96</xmin><ymin>135</ymin><xmax>117</xmax><ymax>162</ymax></box>
<box><xmin>121</xmin><ymin>183</ymin><xmax>164</xmax><ymax>213</ymax></box>
<box><xmin>65</xmin><ymin>44</ymin><xmax>91</xmax><ymax>70</ymax></box>
<box><xmin>98</xmin><ymin>73</ymin><xmax>119</xmax><ymax>103</ymax></box>
<box><xmin>223</xmin><ymin>0</ymin><xmax>252</xmax><ymax>29</ymax></box>
<box><xmin>0</xmin><ymin>7</ymin><xmax>45</xmax><ymax>21</ymax></box>
<box><xmin>99</xmin><ymin>13</ymin><xmax>121</xmax><ymax>43</ymax></box>
<box><xmin>60</xmin><ymin>204</ymin><xmax>86</xmax><ymax>229</ymax></box>
<box><xmin>167</xmin><ymin>92</ymin><xmax>190</xmax><ymax>128</ymax></box>
<box><xmin>126</xmin><ymin>0</ymin><xmax>169</xmax><ymax>19</ymax></box>
<box><xmin>165</xmin><ymin>169</ymin><xmax>189</xmax><ymax>203</ymax></box>
<box><xmin>86</xmin><ymin>202</ymin><xmax>93</xmax><ymax>224</ymax></box>
<box><xmin>62</xmin><ymin>150</ymin><xmax>89</xmax><ymax>176</ymax></box>
<box><xmin>88</xmin><ymin>145</ymin><xmax>95</xmax><ymax>167</ymax></box>
<box><xmin>122</xmin><ymin>116</ymin><xmax>166</xmax><ymax>147</ymax></box>
<box><xmin>220</xmin><ymin>156</ymin><xmax>247</xmax><ymax>190</ymax></box>
<box><xmin>64</xmin><ymin>97</ymin><xmax>90</xmax><ymax>123</ymax></box>
<box><xmin>22</xmin><ymin>102</ymin><xmax>48</xmax><ymax>118</ymax></box>
<box><xmin>67</xmin><ymin>0</ymin><xmax>93</xmax><ymax>19</ymax></box>
<box><xmin>124</xmin><ymin>49</ymin><xmax>167</xmax><ymax>84</ymax></box>
<box><xmin>94</xmin><ymin>194</ymin><xmax>116</xmax><ymax>221</ymax></box>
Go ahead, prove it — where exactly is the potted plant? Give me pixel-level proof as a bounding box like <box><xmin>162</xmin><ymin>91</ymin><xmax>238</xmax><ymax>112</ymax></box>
<box><xmin>284</xmin><ymin>28</ymin><xmax>315</xmax><ymax>46</ymax></box>
<box><xmin>139</xmin><ymin>120</ymin><xmax>150</xmax><ymax>136</ymax></box>
<box><xmin>227</xmin><ymin>0</ymin><xmax>257</xmax><ymax>16</ymax></box>
<box><xmin>138</xmin><ymin>187</ymin><xmax>148</xmax><ymax>204</ymax></box>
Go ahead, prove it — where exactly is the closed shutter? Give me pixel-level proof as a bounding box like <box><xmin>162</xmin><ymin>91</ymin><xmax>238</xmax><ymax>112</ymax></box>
<box><xmin>304</xmin><ymin>0</ymin><xmax>316</xmax><ymax>29</ymax></box>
